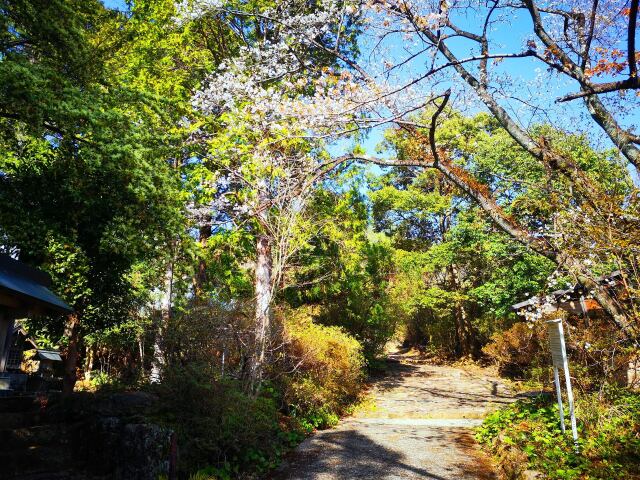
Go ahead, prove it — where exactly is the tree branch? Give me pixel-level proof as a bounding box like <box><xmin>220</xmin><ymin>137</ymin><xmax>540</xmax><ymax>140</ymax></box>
<box><xmin>557</xmin><ymin>77</ymin><xmax>640</xmax><ymax>102</ymax></box>
<box><xmin>629</xmin><ymin>0</ymin><xmax>639</xmax><ymax>79</ymax></box>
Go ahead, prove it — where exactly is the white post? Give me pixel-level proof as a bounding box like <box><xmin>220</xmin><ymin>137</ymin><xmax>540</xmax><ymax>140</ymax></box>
<box><xmin>546</xmin><ymin>319</ymin><xmax>579</xmax><ymax>448</ymax></box>
<box><xmin>553</xmin><ymin>366</ymin><xmax>565</xmax><ymax>433</ymax></box>
<box><xmin>556</xmin><ymin>320</ymin><xmax>579</xmax><ymax>446</ymax></box>
<box><xmin>563</xmin><ymin>358</ymin><xmax>579</xmax><ymax>445</ymax></box>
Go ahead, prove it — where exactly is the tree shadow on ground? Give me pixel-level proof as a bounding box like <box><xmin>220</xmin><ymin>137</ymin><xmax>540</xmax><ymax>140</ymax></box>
<box><xmin>370</xmin><ymin>360</ymin><xmax>422</xmax><ymax>393</ymax></box>
<box><xmin>272</xmin><ymin>428</ymin><xmax>473</xmax><ymax>480</ymax></box>
<box><xmin>370</xmin><ymin>360</ymin><xmax>514</xmax><ymax>408</ymax></box>
<box><xmin>397</xmin><ymin>385</ymin><xmax>515</xmax><ymax>406</ymax></box>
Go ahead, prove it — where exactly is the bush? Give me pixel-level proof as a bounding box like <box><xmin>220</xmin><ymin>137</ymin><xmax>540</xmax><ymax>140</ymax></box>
<box><xmin>476</xmin><ymin>389</ymin><xmax>640</xmax><ymax>479</ymax></box>
<box><xmin>153</xmin><ymin>364</ymin><xmax>286</xmax><ymax>478</ymax></box>
<box><xmin>278</xmin><ymin>306</ymin><xmax>365</xmax><ymax>430</ymax></box>
<box><xmin>150</xmin><ymin>306</ymin><xmax>367</xmax><ymax>478</ymax></box>
<box><xmin>483</xmin><ymin>322</ymin><xmax>548</xmax><ymax>378</ymax></box>
<box><xmin>483</xmin><ymin>316</ymin><xmax>636</xmax><ymax>389</ymax></box>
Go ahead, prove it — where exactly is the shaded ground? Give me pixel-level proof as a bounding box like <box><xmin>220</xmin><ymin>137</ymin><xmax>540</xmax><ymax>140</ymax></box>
<box><xmin>272</xmin><ymin>349</ymin><xmax>516</xmax><ymax>480</ymax></box>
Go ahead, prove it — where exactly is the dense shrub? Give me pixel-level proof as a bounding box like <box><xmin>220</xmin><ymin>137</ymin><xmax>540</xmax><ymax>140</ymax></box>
<box><xmin>476</xmin><ymin>390</ymin><xmax>640</xmax><ymax>480</ymax></box>
<box><xmin>150</xmin><ymin>306</ymin><xmax>367</xmax><ymax>478</ymax></box>
<box><xmin>153</xmin><ymin>364</ymin><xmax>291</xmax><ymax>478</ymax></box>
<box><xmin>483</xmin><ymin>316</ymin><xmax>635</xmax><ymax>389</ymax></box>
<box><xmin>279</xmin><ymin>307</ymin><xmax>365</xmax><ymax>429</ymax></box>
<box><xmin>483</xmin><ymin>322</ymin><xmax>548</xmax><ymax>378</ymax></box>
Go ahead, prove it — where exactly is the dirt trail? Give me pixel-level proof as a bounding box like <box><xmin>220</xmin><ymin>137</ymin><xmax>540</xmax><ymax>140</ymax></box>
<box><xmin>272</xmin><ymin>350</ymin><xmax>516</xmax><ymax>480</ymax></box>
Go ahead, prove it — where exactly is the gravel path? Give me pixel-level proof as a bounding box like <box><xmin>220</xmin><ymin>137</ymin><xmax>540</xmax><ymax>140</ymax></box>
<box><xmin>272</xmin><ymin>350</ymin><xmax>516</xmax><ymax>480</ymax></box>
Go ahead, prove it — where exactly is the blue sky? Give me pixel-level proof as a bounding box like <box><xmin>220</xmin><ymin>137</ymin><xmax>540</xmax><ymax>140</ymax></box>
<box><xmin>102</xmin><ymin>0</ymin><xmax>127</xmax><ymax>9</ymax></box>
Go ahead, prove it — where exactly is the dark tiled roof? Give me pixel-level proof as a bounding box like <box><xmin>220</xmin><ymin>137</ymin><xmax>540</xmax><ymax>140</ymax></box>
<box><xmin>0</xmin><ymin>255</ymin><xmax>71</xmax><ymax>313</ymax></box>
<box><xmin>34</xmin><ymin>350</ymin><xmax>63</xmax><ymax>362</ymax></box>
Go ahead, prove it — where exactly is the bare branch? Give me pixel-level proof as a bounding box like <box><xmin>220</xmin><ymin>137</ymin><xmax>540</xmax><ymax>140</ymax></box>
<box><xmin>581</xmin><ymin>0</ymin><xmax>599</xmax><ymax>69</ymax></box>
<box><xmin>629</xmin><ymin>0</ymin><xmax>639</xmax><ymax>79</ymax></box>
<box><xmin>557</xmin><ymin>77</ymin><xmax>640</xmax><ymax>102</ymax></box>
<box><xmin>428</xmin><ymin>89</ymin><xmax>450</xmax><ymax>165</ymax></box>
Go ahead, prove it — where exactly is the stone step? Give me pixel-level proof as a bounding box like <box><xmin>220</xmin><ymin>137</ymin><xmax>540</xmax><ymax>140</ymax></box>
<box><xmin>0</xmin><ymin>445</ymin><xmax>74</xmax><ymax>478</ymax></box>
<box><xmin>0</xmin><ymin>395</ymin><xmax>42</xmax><ymax>414</ymax></box>
<box><xmin>349</xmin><ymin>417</ymin><xmax>484</xmax><ymax>427</ymax></box>
<box><xmin>0</xmin><ymin>423</ymin><xmax>77</xmax><ymax>450</ymax></box>
<box><xmin>0</xmin><ymin>411</ymin><xmax>45</xmax><ymax>430</ymax></box>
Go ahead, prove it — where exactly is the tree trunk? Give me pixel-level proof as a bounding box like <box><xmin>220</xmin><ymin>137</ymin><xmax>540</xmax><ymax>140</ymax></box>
<box><xmin>62</xmin><ymin>313</ymin><xmax>80</xmax><ymax>396</ymax></box>
<box><xmin>150</xmin><ymin>260</ymin><xmax>173</xmax><ymax>383</ymax></box>
<box><xmin>448</xmin><ymin>265</ymin><xmax>479</xmax><ymax>357</ymax></box>
<box><xmin>454</xmin><ymin>305</ymin><xmax>474</xmax><ymax>356</ymax></box>
<box><xmin>247</xmin><ymin>234</ymin><xmax>273</xmax><ymax>394</ymax></box>
<box><xmin>83</xmin><ymin>344</ymin><xmax>95</xmax><ymax>382</ymax></box>
<box><xmin>194</xmin><ymin>219</ymin><xmax>212</xmax><ymax>297</ymax></box>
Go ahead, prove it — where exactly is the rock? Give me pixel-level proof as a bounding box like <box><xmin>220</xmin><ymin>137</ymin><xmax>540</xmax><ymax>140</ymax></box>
<box><xmin>76</xmin><ymin>413</ymin><xmax>176</xmax><ymax>480</ymax></box>
<box><xmin>114</xmin><ymin>422</ymin><xmax>176</xmax><ymax>480</ymax></box>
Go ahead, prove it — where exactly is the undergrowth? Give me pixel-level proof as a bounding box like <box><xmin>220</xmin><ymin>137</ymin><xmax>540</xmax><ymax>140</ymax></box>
<box><xmin>476</xmin><ymin>389</ymin><xmax>640</xmax><ymax>480</ymax></box>
<box><xmin>153</xmin><ymin>309</ymin><xmax>366</xmax><ymax>479</ymax></box>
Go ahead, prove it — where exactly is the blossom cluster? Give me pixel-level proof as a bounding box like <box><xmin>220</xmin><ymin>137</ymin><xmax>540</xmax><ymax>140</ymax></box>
<box><xmin>174</xmin><ymin>0</ymin><xmax>224</xmax><ymax>23</ymax></box>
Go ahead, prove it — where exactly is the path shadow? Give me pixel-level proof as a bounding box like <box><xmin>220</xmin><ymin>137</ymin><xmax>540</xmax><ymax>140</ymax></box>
<box><xmin>400</xmin><ymin>385</ymin><xmax>515</xmax><ymax>405</ymax></box>
<box><xmin>272</xmin><ymin>428</ymin><xmax>460</xmax><ymax>480</ymax></box>
<box><xmin>370</xmin><ymin>360</ymin><xmax>424</xmax><ymax>393</ymax></box>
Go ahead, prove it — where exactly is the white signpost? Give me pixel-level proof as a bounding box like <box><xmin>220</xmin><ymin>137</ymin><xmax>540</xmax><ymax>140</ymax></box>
<box><xmin>546</xmin><ymin>319</ymin><xmax>579</xmax><ymax>447</ymax></box>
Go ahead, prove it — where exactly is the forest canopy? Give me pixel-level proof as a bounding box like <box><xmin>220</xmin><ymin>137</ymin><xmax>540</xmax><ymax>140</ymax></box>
<box><xmin>1</xmin><ymin>0</ymin><xmax>639</xmax><ymax>478</ymax></box>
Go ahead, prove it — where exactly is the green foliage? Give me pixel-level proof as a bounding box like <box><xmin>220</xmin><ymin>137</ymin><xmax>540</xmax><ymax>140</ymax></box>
<box><xmin>0</xmin><ymin>0</ymin><xmax>191</xmax><ymax>358</ymax></box>
<box><xmin>372</xmin><ymin>164</ymin><xmax>553</xmax><ymax>355</ymax></box>
<box><xmin>476</xmin><ymin>390</ymin><xmax>640</xmax><ymax>480</ymax></box>
<box><xmin>285</xmin><ymin>186</ymin><xmax>397</xmax><ymax>359</ymax></box>
<box><xmin>154</xmin><ymin>364</ymin><xmax>284</xmax><ymax>477</ymax></box>
<box><xmin>279</xmin><ymin>306</ymin><xmax>365</xmax><ymax>430</ymax></box>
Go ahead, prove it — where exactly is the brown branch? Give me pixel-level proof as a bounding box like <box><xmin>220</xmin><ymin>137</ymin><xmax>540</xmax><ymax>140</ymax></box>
<box><xmin>581</xmin><ymin>0</ymin><xmax>599</xmax><ymax>69</ymax></box>
<box><xmin>428</xmin><ymin>89</ymin><xmax>450</xmax><ymax>165</ymax></box>
<box><xmin>629</xmin><ymin>0</ymin><xmax>639</xmax><ymax>79</ymax></box>
<box><xmin>557</xmin><ymin>77</ymin><xmax>640</xmax><ymax>102</ymax></box>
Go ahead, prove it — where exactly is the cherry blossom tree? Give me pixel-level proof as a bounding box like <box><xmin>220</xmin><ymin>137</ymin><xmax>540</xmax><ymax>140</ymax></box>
<box><xmin>176</xmin><ymin>0</ymin><xmax>367</xmax><ymax>391</ymax></box>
